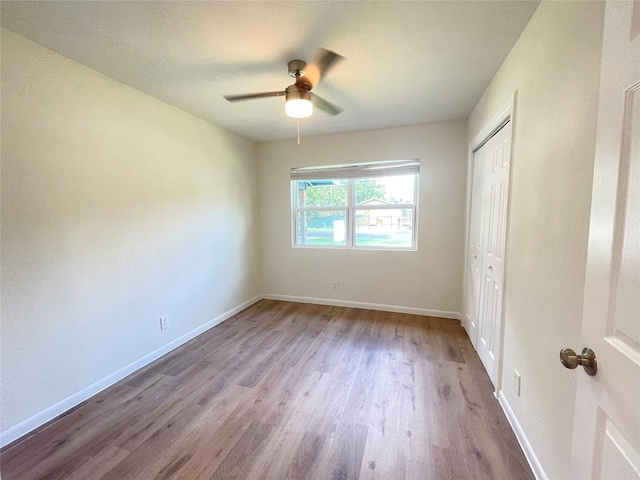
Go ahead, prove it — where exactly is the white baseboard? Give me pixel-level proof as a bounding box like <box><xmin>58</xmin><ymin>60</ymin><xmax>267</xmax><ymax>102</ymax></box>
<box><xmin>0</xmin><ymin>295</ymin><xmax>262</xmax><ymax>448</ymax></box>
<box><xmin>498</xmin><ymin>390</ymin><xmax>547</xmax><ymax>480</ymax></box>
<box><xmin>262</xmin><ymin>293</ymin><xmax>462</xmax><ymax>320</ymax></box>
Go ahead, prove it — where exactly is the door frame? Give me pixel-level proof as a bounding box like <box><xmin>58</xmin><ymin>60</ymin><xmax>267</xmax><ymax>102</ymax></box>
<box><xmin>462</xmin><ymin>91</ymin><xmax>517</xmax><ymax>395</ymax></box>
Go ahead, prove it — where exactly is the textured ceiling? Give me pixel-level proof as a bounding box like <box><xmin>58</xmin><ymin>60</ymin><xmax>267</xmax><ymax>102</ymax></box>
<box><xmin>1</xmin><ymin>1</ymin><xmax>539</xmax><ymax>143</ymax></box>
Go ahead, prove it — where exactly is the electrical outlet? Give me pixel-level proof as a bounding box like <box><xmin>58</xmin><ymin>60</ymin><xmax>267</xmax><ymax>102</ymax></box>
<box><xmin>160</xmin><ymin>315</ymin><xmax>169</xmax><ymax>331</ymax></box>
<box><xmin>513</xmin><ymin>369</ymin><xmax>521</xmax><ymax>396</ymax></box>
<box><xmin>332</xmin><ymin>281</ymin><xmax>339</xmax><ymax>291</ymax></box>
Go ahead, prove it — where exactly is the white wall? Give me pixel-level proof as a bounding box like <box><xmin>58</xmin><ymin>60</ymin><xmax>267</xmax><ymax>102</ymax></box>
<box><xmin>466</xmin><ymin>2</ymin><xmax>605</xmax><ymax>478</ymax></box>
<box><xmin>257</xmin><ymin>121</ymin><xmax>467</xmax><ymax>316</ymax></box>
<box><xmin>0</xmin><ymin>30</ymin><xmax>261</xmax><ymax>441</ymax></box>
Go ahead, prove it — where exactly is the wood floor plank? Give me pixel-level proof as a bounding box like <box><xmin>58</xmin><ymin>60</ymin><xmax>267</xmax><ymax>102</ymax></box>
<box><xmin>342</xmin><ymin>345</ymin><xmax>384</xmax><ymax>425</ymax></box>
<box><xmin>1</xmin><ymin>375</ymin><xmax>172</xmax><ymax>480</ymax></box>
<box><xmin>98</xmin><ymin>402</ymin><xmax>207</xmax><ymax>480</ymax></box>
<box><xmin>105</xmin><ymin>385</ymin><xmax>257</xmax><ymax>480</ymax></box>
<box><xmin>242</xmin><ymin>362</ymin><xmax>319</xmax><ymax>427</ymax></box>
<box><xmin>358</xmin><ymin>422</ymin><xmax>402</xmax><ymax>480</ymax></box>
<box><xmin>242</xmin><ymin>412</ymin><xmax>319</xmax><ymax>480</ymax></box>
<box><xmin>210</xmin><ymin>420</ymin><xmax>275</xmax><ymax>480</ymax></box>
<box><xmin>286</xmin><ymin>431</ymin><xmax>330</xmax><ymax>480</ymax></box>
<box><xmin>64</xmin><ymin>445</ymin><xmax>130</xmax><ymax>480</ymax></box>
<box><xmin>320</xmin><ymin>420</ymin><xmax>368</xmax><ymax>480</ymax></box>
<box><xmin>295</xmin><ymin>435</ymin><xmax>337</xmax><ymax>480</ymax></box>
<box><xmin>112</xmin><ymin>361</ymin><xmax>216</xmax><ymax>451</ymax></box>
<box><xmin>0</xmin><ymin>300</ymin><xmax>534</xmax><ymax>480</ymax></box>
<box><xmin>170</xmin><ymin>386</ymin><xmax>262</xmax><ymax>479</ymax></box>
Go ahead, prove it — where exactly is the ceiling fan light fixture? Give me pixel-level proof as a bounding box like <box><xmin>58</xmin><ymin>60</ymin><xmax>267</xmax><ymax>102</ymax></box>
<box><xmin>285</xmin><ymin>85</ymin><xmax>313</xmax><ymax>118</ymax></box>
<box><xmin>285</xmin><ymin>99</ymin><xmax>313</xmax><ymax>118</ymax></box>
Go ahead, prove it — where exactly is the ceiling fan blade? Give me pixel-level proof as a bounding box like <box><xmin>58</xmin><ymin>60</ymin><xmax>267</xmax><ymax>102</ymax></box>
<box><xmin>304</xmin><ymin>49</ymin><xmax>344</xmax><ymax>89</ymax></box>
<box><xmin>311</xmin><ymin>93</ymin><xmax>344</xmax><ymax>116</ymax></box>
<box><xmin>224</xmin><ymin>91</ymin><xmax>285</xmax><ymax>102</ymax></box>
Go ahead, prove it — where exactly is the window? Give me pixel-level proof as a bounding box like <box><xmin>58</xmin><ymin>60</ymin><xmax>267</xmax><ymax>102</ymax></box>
<box><xmin>291</xmin><ymin>160</ymin><xmax>419</xmax><ymax>249</ymax></box>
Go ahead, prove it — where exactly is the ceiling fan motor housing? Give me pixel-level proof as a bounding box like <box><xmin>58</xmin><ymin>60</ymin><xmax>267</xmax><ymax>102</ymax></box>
<box><xmin>288</xmin><ymin>60</ymin><xmax>306</xmax><ymax>78</ymax></box>
<box><xmin>285</xmin><ymin>84</ymin><xmax>311</xmax><ymax>101</ymax></box>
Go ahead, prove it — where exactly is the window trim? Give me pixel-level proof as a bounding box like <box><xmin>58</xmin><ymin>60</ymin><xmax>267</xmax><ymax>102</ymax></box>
<box><xmin>291</xmin><ymin>160</ymin><xmax>419</xmax><ymax>250</ymax></box>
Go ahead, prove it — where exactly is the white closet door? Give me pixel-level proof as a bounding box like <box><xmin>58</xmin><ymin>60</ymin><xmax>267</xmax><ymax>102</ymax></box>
<box><xmin>472</xmin><ymin>120</ymin><xmax>512</xmax><ymax>387</ymax></box>
<box><xmin>465</xmin><ymin>153</ymin><xmax>485</xmax><ymax>348</ymax></box>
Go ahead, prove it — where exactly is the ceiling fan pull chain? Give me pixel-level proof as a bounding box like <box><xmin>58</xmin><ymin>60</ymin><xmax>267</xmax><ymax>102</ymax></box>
<box><xmin>297</xmin><ymin>119</ymin><xmax>301</xmax><ymax>145</ymax></box>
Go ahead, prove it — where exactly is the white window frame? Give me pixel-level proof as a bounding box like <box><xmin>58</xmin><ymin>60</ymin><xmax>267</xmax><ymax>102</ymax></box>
<box><xmin>291</xmin><ymin>160</ymin><xmax>419</xmax><ymax>250</ymax></box>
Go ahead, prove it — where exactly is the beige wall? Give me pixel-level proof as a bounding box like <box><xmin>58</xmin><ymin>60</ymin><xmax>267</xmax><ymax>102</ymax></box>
<box><xmin>0</xmin><ymin>30</ymin><xmax>261</xmax><ymax>439</ymax></box>
<box><xmin>467</xmin><ymin>1</ymin><xmax>605</xmax><ymax>478</ymax></box>
<box><xmin>257</xmin><ymin>121</ymin><xmax>467</xmax><ymax>316</ymax></box>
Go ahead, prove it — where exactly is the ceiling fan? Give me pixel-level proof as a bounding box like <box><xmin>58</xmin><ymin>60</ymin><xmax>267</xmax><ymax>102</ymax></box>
<box><xmin>223</xmin><ymin>49</ymin><xmax>344</xmax><ymax>119</ymax></box>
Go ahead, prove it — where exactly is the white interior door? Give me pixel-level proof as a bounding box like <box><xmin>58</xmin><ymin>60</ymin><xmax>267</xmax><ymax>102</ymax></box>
<box><xmin>469</xmin><ymin>120</ymin><xmax>512</xmax><ymax>387</ymax></box>
<box><xmin>569</xmin><ymin>1</ymin><xmax>640</xmax><ymax>478</ymax></box>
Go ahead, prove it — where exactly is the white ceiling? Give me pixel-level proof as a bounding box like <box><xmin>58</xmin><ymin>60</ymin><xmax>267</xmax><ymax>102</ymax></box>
<box><xmin>1</xmin><ymin>1</ymin><xmax>539</xmax><ymax>143</ymax></box>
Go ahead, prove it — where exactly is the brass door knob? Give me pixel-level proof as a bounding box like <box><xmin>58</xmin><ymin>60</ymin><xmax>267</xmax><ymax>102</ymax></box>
<box><xmin>560</xmin><ymin>347</ymin><xmax>597</xmax><ymax>376</ymax></box>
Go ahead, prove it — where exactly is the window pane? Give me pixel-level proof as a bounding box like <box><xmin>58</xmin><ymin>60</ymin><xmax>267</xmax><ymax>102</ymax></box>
<box><xmin>296</xmin><ymin>210</ymin><xmax>347</xmax><ymax>246</ymax></box>
<box><xmin>355</xmin><ymin>175</ymin><xmax>415</xmax><ymax>205</ymax></box>
<box><xmin>296</xmin><ymin>180</ymin><xmax>347</xmax><ymax>207</ymax></box>
<box><xmin>355</xmin><ymin>208</ymin><xmax>413</xmax><ymax>248</ymax></box>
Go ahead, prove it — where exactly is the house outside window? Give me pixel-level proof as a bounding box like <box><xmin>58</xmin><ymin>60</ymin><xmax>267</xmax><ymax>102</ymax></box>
<box><xmin>291</xmin><ymin>160</ymin><xmax>419</xmax><ymax>250</ymax></box>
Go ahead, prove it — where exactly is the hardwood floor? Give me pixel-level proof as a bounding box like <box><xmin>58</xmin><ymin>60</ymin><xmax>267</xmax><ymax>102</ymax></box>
<box><xmin>1</xmin><ymin>300</ymin><xmax>534</xmax><ymax>479</ymax></box>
